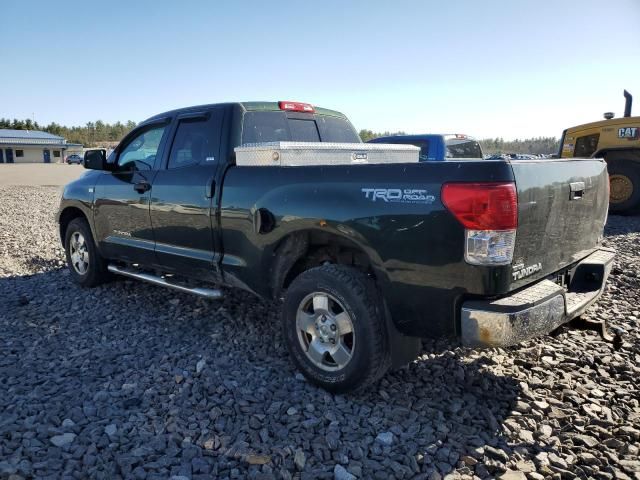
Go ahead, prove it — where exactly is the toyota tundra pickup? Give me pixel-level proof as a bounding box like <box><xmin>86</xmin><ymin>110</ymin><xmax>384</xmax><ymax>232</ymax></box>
<box><xmin>58</xmin><ymin>101</ymin><xmax>614</xmax><ymax>392</ymax></box>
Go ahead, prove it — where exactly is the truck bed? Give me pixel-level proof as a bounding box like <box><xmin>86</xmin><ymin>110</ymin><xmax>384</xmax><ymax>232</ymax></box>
<box><xmin>220</xmin><ymin>156</ymin><xmax>609</xmax><ymax>338</ymax></box>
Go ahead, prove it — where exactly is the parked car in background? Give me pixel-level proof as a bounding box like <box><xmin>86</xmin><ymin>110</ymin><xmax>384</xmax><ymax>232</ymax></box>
<box><xmin>485</xmin><ymin>153</ymin><xmax>555</xmax><ymax>160</ymax></box>
<box><xmin>66</xmin><ymin>154</ymin><xmax>83</xmax><ymax>164</ymax></box>
<box><xmin>367</xmin><ymin>133</ymin><xmax>483</xmax><ymax>160</ymax></box>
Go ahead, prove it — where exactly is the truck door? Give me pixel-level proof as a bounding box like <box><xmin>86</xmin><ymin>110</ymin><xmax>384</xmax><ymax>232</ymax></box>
<box><xmin>93</xmin><ymin>122</ymin><xmax>170</xmax><ymax>265</ymax></box>
<box><xmin>149</xmin><ymin>108</ymin><xmax>224</xmax><ymax>281</ymax></box>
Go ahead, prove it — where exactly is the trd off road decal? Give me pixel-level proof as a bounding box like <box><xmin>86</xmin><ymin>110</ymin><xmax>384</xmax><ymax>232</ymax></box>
<box><xmin>618</xmin><ymin>127</ymin><xmax>639</xmax><ymax>140</ymax></box>
<box><xmin>361</xmin><ymin>188</ymin><xmax>436</xmax><ymax>204</ymax></box>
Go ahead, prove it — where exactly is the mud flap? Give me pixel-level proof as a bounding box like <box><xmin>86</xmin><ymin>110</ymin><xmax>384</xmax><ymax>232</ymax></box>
<box><xmin>385</xmin><ymin>313</ymin><xmax>422</xmax><ymax>369</ymax></box>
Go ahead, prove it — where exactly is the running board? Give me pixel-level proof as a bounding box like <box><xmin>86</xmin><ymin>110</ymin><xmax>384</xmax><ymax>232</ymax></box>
<box><xmin>107</xmin><ymin>264</ymin><xmax>223</xmax><ymax>300</ymax></box>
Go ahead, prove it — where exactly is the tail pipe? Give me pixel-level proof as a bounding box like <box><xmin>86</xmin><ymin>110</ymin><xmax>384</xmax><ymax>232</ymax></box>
<box><xmin>624</xmin><ymin>90</ymin><xmax>632</xmax><ymax>117</ymax></box>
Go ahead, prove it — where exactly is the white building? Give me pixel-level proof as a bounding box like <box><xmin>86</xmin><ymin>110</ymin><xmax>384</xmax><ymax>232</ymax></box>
<box><xmin>0</xmin><ymin>129</ymin><xmax>81</xmax><ymax>163</ymax></box>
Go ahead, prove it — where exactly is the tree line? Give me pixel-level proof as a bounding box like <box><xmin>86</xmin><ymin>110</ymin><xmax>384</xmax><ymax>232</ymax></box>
<box><xmin>359</xmin><ymin>130</ymin><xmax>559</xmax><ymax>155</ymax></box>
<box><xmin>478</xmin><ymin>137</ymin><xmax>559</xmax><ymax>155</ymax></box>
<box><xmin>0</xmin><ymin>118</ymin><xmax>137</xmax><ymax>147</ymax></box>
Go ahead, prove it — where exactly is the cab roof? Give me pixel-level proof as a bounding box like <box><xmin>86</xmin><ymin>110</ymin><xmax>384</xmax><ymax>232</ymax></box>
<box><xmin>142</xmin><ymin>101</ymin><xmax>347</xmax><ymax>125</ymax></box>
<box><xmin>239</xmin><ymin>102</ymin><xmax>346</xmax><ymax>118</ymax></box>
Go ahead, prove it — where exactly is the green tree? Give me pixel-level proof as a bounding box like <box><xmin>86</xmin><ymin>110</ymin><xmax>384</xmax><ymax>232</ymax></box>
<box><xmin>358</xmin><ymin>129</ymin><xmax>407</xmax><ymax>142</ymax></box>
<box><xmin>0</xmin><ymin>118</ymin><xmax>137</xmax><ymax>146</ymax></box>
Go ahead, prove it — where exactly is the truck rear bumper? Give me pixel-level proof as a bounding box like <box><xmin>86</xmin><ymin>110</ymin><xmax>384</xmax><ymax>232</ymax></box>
<box><xmin>461</xmin><ymin>248</ymin><xmax>615</xmax><ymax>347</ymax></box>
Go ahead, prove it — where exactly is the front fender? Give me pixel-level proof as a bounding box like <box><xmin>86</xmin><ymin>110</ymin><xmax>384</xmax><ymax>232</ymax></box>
<box><xmin>57</xmin><ymin>171</ymin><xmax>101</xmax><ymax>247</ymax></box>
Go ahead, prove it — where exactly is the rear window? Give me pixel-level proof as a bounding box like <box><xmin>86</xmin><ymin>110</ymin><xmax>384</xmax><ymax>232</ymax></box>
<box><xmin>316</xmin><ymin>116</ymin><xmax>360</xmax><ymax>143</ymax></box>
<box><xmin>445</xmin><ymin>138</ymin><xmax>483</xmax><ymax>158</ymax></box>
<box><xmin>242</xmin><ymin>111</ymin><xmax>359</xmax><ymax>144</ymax></box>
<box><xmin>288</xmin><ymin>119</ymin><xmax>320</xmax><ymax>142</ymax></box>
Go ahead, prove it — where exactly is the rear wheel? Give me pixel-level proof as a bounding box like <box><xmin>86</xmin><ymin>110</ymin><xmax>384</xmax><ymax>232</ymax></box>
<box><xmin>607</xmin><ymin>157</ymin><xmax>640</xmax><ymax>215</ymax></box>
<box><xmin>282</xmin><ymin>264</ymin><xmax>390</xmax><ymax>393</ymax></box>
<box><xmin>64</xmin><ymin>218</ymin><xmax>110</xmax><ymax>287</ymax></box>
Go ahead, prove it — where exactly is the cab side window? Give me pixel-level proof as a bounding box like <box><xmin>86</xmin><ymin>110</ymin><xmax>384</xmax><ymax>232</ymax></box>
<box><xmin>574</xmin><ymin>133</ymin><xmax>600</xmax><ymax>157</ymax></box>
<box><xmin>118</xmin><ymin>126</ymin><xmax>167</xmax><ymax>170</ymax></box>
<box><xmin>168</xmin><ymin>118</ymin><xmax>217</xmax><ymax>169</ymax></box>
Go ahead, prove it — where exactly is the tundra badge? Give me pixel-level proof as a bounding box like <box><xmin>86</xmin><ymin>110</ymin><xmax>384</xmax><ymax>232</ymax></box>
<box><xmin>512</xmin><ymin>262</ymin><xmax>542</xmax><ymax>281</ymax></box>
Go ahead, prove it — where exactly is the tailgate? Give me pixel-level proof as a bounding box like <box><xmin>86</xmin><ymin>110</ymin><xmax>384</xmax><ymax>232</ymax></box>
<box><xmin>509</xmin><ymin>158</ymin><xmax>608</xmax><ymax>290</ymax></box>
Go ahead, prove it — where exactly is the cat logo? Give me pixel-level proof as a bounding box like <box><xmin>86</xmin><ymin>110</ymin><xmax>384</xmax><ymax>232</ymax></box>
<box><xmin>618</xmin><ymin>127</ymin><xmax>639</xmax><ymax>140</ymax></box>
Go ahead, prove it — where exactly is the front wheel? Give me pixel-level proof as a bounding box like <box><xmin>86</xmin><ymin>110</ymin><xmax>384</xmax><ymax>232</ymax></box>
<box><xmin>64</xmin><ymin>217</ymin><xmax>110</xmax><ymax>287</ymax></box>
<box><xmin>282</xmin><ymin>264</ymin><xmax>390</xmax><ymax>393</ymax></box>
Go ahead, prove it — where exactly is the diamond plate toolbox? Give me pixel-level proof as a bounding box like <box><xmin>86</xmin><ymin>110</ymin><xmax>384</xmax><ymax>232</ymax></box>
<box><xmin>234</xmin><ymin>142</ymin><xmax>420</xmax><ymax>167</ymax></box>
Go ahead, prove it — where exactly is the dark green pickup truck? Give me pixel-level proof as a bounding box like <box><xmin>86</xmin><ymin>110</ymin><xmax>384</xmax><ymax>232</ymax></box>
<box><xmin>58</xmin><ymin>101</ymin><xmax>614</xmax><ymax>392</ymax></box>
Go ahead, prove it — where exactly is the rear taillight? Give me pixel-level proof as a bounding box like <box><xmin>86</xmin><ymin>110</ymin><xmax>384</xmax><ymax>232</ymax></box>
<box><xmin>278</xmin><ymin>101</ymin><xmax>315</xmax><ymax>113</ymax></box>
<box><xmin>442</xmin><ymin>182</ymin><xmax>518</xmax><ymax>265</ymax></box>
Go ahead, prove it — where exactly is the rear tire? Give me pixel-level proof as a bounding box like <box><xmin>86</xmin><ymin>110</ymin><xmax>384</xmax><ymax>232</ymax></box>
<box><xmin>607</xmin><ymin>159</ymin><xmax>640</xmax><ymax>215</ymax></box>
<box><xmin>282</xmin><ymin>264</ymin><xmax>390</xmax><ymax>393</ymax></box>
<box><xmin>64</xmin><ymin>218</ymin><xmax>110</xmax><ymax>287</ymax></box>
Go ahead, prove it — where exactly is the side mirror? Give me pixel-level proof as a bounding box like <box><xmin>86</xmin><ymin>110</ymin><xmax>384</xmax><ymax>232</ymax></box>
<box><xmin>83</xmin><ymin>149</ymin><xmax>107</xmax><ymax>170</ymax></box>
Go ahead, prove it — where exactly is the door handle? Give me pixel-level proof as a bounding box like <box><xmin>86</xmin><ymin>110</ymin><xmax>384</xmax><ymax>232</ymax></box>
<box><xmin>134</xmin><ymin>181</ymin><xmax>151</xmax><ymax>194</ymax></box>
<box><xmin>570</xmin><ymin>181</ymin><xmax>585</xmax><ymax>200</ymax></box>
<box><xmin>205</xmin><ymin>177</ymin><xmax>216</xmax><ymax>199</ymax></box>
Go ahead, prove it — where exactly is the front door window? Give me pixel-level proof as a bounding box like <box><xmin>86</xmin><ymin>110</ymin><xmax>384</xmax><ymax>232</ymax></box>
<box><xmin>117</xmin><ymin>126</ymin><xmax>167</xmax><ymax>171</ymax></box>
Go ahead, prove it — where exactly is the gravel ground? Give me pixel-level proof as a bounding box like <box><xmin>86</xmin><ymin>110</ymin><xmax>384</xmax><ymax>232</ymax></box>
<box><xmin>1</xmin><ymin>185</ymin><xmax>639</xmax><ymax>480</ymax></box>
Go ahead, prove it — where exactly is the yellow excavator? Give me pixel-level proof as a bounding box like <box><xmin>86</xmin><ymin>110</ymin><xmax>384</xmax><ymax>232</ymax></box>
<box><xmin>559</xmin><ymin>90</ymin><xmax>640</xmax><ymax>214</ymax></box>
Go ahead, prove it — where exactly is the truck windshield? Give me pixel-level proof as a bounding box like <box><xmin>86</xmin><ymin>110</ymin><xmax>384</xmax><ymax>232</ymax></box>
<box><xmin>445</xmin><ymin>138</ymin><xmax>483</xmax><ymax>158</ymax></box>
<box><xmin>242</xmin><ymin>112</ymin><xmax>360</xmax><ymax>144</ymax></box>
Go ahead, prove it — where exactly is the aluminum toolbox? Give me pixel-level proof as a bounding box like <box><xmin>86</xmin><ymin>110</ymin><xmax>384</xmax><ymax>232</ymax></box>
<box><xmin>235</xmin><ymin>142</ymin><xmax>420</xmax><ymax>167</ymax></box>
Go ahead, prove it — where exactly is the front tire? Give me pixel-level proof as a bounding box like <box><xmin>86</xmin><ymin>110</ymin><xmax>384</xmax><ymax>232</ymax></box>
<box><xmin>64</xmin><ymin>218</ymin><xmax>110</xmax><ymax>287</ymax></box>
<box><xmin>282</xmin><ymin>265</ymin><xmax>390</xmax><ymax>393</ymax></box>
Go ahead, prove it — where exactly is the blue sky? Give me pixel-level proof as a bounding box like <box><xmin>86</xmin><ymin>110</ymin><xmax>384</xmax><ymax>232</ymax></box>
<box><xmin>1</xmin><ymin>0</ymin><xmax>639</xmax><ymax>139</ymax></box>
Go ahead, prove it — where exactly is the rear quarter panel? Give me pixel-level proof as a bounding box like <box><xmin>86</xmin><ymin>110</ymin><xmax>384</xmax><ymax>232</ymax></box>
<box><xmin>219</xmin><ymin>161</ymin><xmax>515</xmax><ymax>337</ymax></box>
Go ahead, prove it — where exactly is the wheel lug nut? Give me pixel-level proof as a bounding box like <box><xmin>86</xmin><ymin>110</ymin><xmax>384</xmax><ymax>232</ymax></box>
<box><xmin>321</xmin><ymin>316</ymin><xmax>326</xmax><ymax>322</ymax></box>
<box><xmin>330</xmin><ymin>324</ymin><xmax>336</xmax><ymax>331</ymax></box>
<box><xmin>330</xmin><ymin>339</ymin><xmax>335</xmax><ymax>344</ymax></box>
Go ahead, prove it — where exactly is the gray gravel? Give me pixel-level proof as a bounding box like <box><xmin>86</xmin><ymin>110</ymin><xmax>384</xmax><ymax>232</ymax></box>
<box><xmin>1</xmin><ymin>185</ymin><xmax>639</xmax><ymax>480</ymax></box>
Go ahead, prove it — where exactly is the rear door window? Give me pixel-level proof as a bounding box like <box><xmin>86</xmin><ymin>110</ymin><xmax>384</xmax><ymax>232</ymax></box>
<box><xmin>167</xmin><ymin>115</ymin><xmax>220</xmax><ymax>169</ymax></box>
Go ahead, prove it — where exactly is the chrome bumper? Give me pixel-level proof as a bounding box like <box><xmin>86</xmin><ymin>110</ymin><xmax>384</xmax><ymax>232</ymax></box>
<box><xmin>461</xmin><ymin>248</ymin><xmax>615</xmax><ymax>347</ymax></box>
